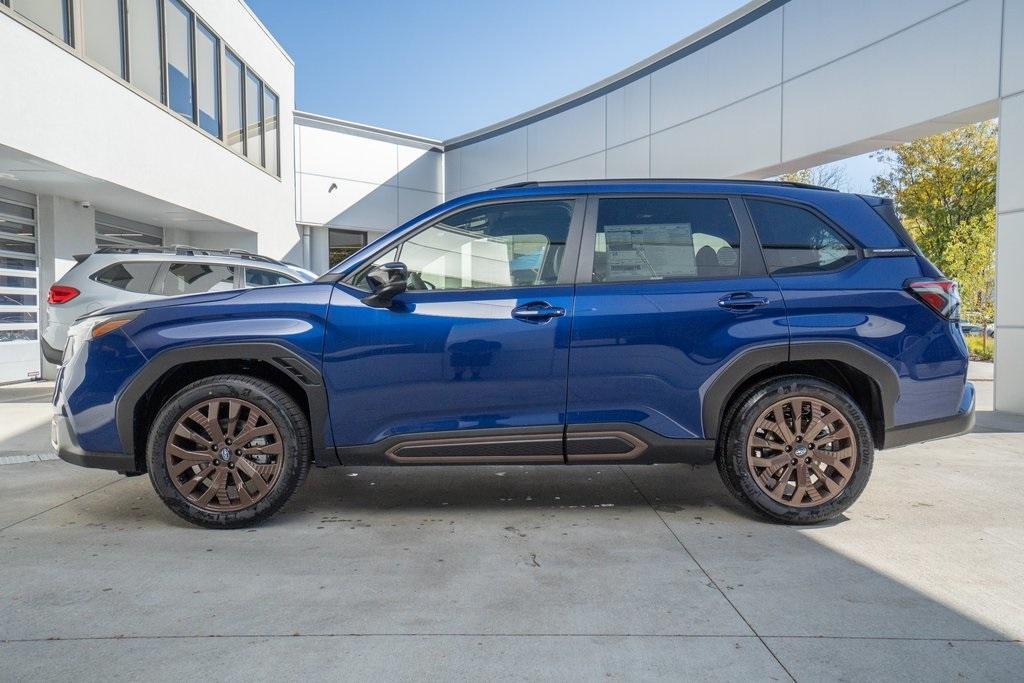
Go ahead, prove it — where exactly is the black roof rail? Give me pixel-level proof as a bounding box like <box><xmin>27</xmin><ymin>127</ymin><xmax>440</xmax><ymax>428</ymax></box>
<box><xmin>492</xmin><ymin>178</ymin><xmax>840</xmax><ymax>192</ymax></box>
<box><xmin>92</xmin><ymin>245</ymin><xmax>286</xmax><ymax>265</ymax></box>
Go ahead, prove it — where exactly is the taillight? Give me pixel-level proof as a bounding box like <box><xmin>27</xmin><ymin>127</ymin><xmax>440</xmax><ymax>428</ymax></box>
<box><xmin>906</xmin><ymin>278</ymin><xmax>959</xmax><ymax>319</ymax></box>
<box><xmin>47</xmin><ymin>285</ymin><xmax>80</xmax><ymax>305</ymax></box>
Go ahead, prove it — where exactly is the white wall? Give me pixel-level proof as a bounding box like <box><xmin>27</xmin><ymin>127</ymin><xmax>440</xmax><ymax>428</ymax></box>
<box><xmin>441</xmin><ymin>0</ymin><xmax>1022</xmax><ymax>412</ymax></box>
<box><xmin>0</xmin><ymin>0</ymin><xmax>296</xmax><ymax>258</ymax></box>
<box><xmin>294</xmin><ymin>114</ymin><xmax>443</xmax><ymax>242</ymax></box>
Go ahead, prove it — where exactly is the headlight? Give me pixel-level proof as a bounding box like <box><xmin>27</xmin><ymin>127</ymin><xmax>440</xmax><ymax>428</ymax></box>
<box><xmin>64</xmin><ymin>311</ymin><xmax>142</xmax><ymax>362</ymax></box>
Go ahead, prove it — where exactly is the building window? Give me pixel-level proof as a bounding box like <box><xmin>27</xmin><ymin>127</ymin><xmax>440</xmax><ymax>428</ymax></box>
<box><xmin>125</xmin><ymin>0</ymin><xmax>163</xmax><ymax>102</ymax></box>
<box><xmin>263</xmin><ymin>88</ymin><xmax>280</xmax><ymax>177</ymax></box>
<box><xmin>7</xmin><ymin>0</ymin><xmax>71</xmax><ymax>45</ymax></box>
<box><xmin>244</xmin><ymin>67</ymin><xmax>263</xmax><ymax>165</ymax></box>
<box><xmin>329</xmin><ymin>229</ymin><xmax>367</xmax><ymax>267</ymax></box>
<box><xmin>82</xmin><ymin>0</ymin><xmax>125</xmax><ymax>77</ymax></box>
<box><xmin>194</xmin><ymin>21</ymin><xmax>220</xmax><ymax>137</ymax></box>
<box><xmin>95</xmin><ymin>213</ymin><xmax>164</xmax><ymax>248</ymax></box>
<box><xmin>223</xmin><ymin>51</ymin><xmax>245</xmax><ymax>154</ymax></box>
<box><xmin>164</xmin><ymin>0</ymin><xmax>194</xmax><ymax>121</ymax></box>
<box><xmin>0</xmin><ymin>196</ymin><xmax>38</xmax><ymax>347</ymax></box>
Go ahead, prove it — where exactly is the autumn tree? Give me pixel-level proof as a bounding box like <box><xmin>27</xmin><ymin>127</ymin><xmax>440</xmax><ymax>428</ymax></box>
<box><xmin>872</xmin><ymin>121</ymin><xmax>997</xmax><ymax>319</ymax></box>
<box><xmin>777</xmin><ymin>164</ymin><xmax>849</xmax><ymax>191</ymax></box>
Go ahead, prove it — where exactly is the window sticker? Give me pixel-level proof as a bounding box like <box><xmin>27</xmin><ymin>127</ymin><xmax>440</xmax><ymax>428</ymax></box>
<box><xmin>603</xmin><ymin>223</ymin><xmax>694</xmax><ymax>279</ymax></box>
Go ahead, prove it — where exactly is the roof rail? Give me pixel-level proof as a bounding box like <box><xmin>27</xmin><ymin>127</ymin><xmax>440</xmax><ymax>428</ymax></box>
<box><xmin>93</xmin><ymin>245</ymin><xmax>285</xmax><ymax>265</ymax></box>
<box><xmin>492</xmin><ymin>178</ymin><xmax>840</xmax><ymax>192</ymax></box>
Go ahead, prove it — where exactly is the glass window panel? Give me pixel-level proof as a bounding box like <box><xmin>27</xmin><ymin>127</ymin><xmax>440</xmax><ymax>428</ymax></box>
<box><xmin>126</xmin><ymin>0</ymin><xmax>162</xmax><ymax>101</ymax></box>
<box><xmin>0</xmin><ymin>201</ymin><xmax>34</xmax><ymax>221</ymax></box>
<box><xmin>195</xmin><ymin>21</ymin><xmax>220</xmax><ymax>137</ymax></box>
<box><xmin>160</xmin><ymin>262</ymin><xmax>235</xmax><ymax>295</ymax></box>
<box><xmin>0</xmin><ymin>256</ymin><xmax>37</xmax><ymax>272</ymax></box>
<box><xmin>0</xmin><ymin>274</ymin><xmax>36</xmax><ymax>289</ymax></box>
<box><xmin>244</xmin><ymin>68</ymin><xmax>263</xmax><ymax>164</ymax></box>
<box><xmin>92</xmin><ymin>262</ymin><xmax>161</xmax><ymax>292</ymax></box>
<box><xmin>592</xmin><ymin>198</ymin><xmax>740</xmax><ymax>282</ymax></box>
<box><xmin>0</xmin><ymin>311</ymin><xmax>37</xmax><ymax>324</ymax></box>
<box><xmin>329</xmin><ymin>230</ymin><xmax>366</xmax><ymax>267</ymax></box>
<box><xmin>0</xmin><ymin>237</ymin><xmax>36</xmax><ymax>255</ymax></box>
<box><xmin>224</xmin><ymin>51</ymin><xmax>244</xmax><ymax>153</ymax></box>
<box><xmin>382</xmin><ymin>201</ymin><xmax>572</xmax><ymax>291</ymax></box>
<box><xmin>262</xmin><ymin>88</ymin><xmax>279</xmax><ymax>175</ymax></box>
<box><xmin>164</xmin><ymin>0</ymin><xmax>194</xmax><ymax>120</ymax></box>
<box><xmin>0</xmin><ymin>330</ymin><xmax>38</xmax><ymax>342</ymax></box>
<box><xmin>747</xmin><ymin>200</ymin><xmax>857</xmax><ymax>275</ymax></box>
<box><xmin>0</xmin><ymin>218</ymin><xmax>35</xmax><ymax>238</ymax></box>
<box><xmin>83</xmin><ymin>0</ymin><xmax>124</xmax><ymax>76</ymax></box>
<box><xmin>245</xmin><ymin>268</ymin><xmax>296</xmax><ymax>287</ymax></box>
<box><xmin>9</xmin><ymin>0</ymin><xmax>69</xmax><ymax>43</ymax></box>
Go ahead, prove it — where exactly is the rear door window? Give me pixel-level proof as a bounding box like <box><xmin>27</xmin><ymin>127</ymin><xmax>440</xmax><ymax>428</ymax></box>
<box><xmin>590</xmin><ymin>197</ymin><xmax>741</xmax><ymax>282</ymax></box>
<box><xmin>91</xmin><ymin>262</ymin><xmax>162</xmax><ymax>293</ymax></box>
<box><xmin>746</xmin><ymin>200</ymin><xmax>857</xmax><ymax>275</ymax></box>
<box><xmin>159</xmin><ymin>262</ymin><xmax>236</xmax><ymax>295</ymax></box>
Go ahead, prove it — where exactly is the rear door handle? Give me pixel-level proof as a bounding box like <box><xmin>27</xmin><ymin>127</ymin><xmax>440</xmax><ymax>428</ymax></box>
<box><xmin>718</xmin><ymin>293</ymin><xmax>770</xmax><ymax>310</ymax></box>
<box><xmin>512</xmin><ymin>302</ymin><xmax>566</xmax><ymax>322</ymax></box>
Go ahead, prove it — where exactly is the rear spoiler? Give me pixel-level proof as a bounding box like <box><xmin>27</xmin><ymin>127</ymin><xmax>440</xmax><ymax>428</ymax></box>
<box><xmin>72</xmin><ymin>254</ymin><xmax>90</xmax><ymax>264</ymax></box>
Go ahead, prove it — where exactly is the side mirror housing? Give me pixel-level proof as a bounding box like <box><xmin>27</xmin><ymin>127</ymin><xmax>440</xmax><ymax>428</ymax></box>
<box><xmin>361</xmin><ymin>262</ymin><xmax>409</xmax><ymax>309</ymax></box>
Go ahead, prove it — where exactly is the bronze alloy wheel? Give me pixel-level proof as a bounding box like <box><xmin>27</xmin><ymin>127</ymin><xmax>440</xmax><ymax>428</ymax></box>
<box><xmin>165</xmin><ymin>398</ymin><xmax>284</xmax><ymax>513</ymax></box>
<box><xmin>745</xmin><ymin>395</ymin><xmax>857</xmax><ymax>508</ymax></box>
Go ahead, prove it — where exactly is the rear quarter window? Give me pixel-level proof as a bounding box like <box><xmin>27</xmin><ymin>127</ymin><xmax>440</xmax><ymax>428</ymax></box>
<box><xmin>159</xmin><ymin>262</ymin><xmax>236</xmax><ymax>295</ymax></box>
<box><xmin>747</xmin><ymin>199</ymin><xmax>857</xmax><ymax>275</ymax></box>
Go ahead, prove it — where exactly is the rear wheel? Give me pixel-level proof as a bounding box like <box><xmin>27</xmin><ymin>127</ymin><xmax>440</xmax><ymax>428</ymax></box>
<box><xmin>146</xmin><ymin>375</ymin><xmax>310</xmax><ymax>528</ymax></box>
<box><xmin>717</xmin><ymin>376</ymin><xmax>873</xmax><ymax>524</ymax></box>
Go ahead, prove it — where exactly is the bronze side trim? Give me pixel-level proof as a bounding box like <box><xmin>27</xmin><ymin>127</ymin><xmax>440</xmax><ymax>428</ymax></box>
<box><xmin>385</xmin><ymin>434</ymin><xmax>564</xmax><ymax>464</ymax></box>
<box><xmin>565</xmin><ymin>431</ymin><xmax>648</xmax><ymax>462</ymax></box>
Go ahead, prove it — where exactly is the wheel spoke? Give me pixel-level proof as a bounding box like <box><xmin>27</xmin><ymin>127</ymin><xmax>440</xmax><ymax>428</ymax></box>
<box><xmin>174</xmin><ymin>423</ymin><xmax>212</xmax><ymax>446</ymax></box>
<box><xmin>772</xmin><ymin>406</ymin><xmax>796</xmax><ymax>443</ymax></box>
<box><xmin>232</xmin><ymin>470</ymin><xmax>254</xmax><ymax>506</ymax></box>
<box><xmin>179</xmin><ymin>465</ymin><xmax>215</xmax><ymax>495</ymax></box>
<box><xmin>234</xmin><ymin>424</ymin><xmax>277</xmax><ymax>446</ymax></box>
<box><xmin>236</xmin><ymin>458</ymin><xmax>269</xmax><ymax>493</ymax></box>
<box><xmin>167</xmin><ymin>444</ymin><xmax>213</xmax><ymax>462</ymax></box>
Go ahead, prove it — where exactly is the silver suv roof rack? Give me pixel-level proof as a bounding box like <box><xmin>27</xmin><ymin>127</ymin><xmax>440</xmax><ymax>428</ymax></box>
<box><xmin>92</xmin><ymin>245</ymin><xmax>284</xmax><ymax>266</ymax></box>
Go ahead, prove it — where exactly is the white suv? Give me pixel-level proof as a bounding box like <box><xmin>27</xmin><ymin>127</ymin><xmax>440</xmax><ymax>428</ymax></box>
<box><xmin>42</xmin><ymin>246</ymin><xmax>316</xmax><ymax>364</ymax></box>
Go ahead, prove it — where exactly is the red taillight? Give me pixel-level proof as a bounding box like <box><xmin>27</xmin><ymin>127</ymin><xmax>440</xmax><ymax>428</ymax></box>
<box><xmin>906</xmin><ymin>278</ymin><xmax>959</xmax><ymax>319</ymax></box>
<box><xmin>47</xmin><ymin>285</ymin><xmax>80</xmax><ymax>305</ymax></box>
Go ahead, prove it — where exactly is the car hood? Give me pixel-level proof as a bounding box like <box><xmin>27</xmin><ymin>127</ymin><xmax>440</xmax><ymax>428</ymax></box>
<box><xmin>95</xmin><ymin>289</ymin><xmax>246</xmax><ymax>317</ymax></box>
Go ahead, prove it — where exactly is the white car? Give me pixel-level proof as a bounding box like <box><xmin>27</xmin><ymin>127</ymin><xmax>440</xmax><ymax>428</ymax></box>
<box><xmin>42</xmin><ymin>246</ymin><xmax>316</xmax><ymax>364</ymax></box>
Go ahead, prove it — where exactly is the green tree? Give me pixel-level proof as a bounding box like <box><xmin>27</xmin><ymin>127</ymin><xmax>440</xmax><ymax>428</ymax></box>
<box><xmin>871</xmin><ymin>121</ymin><xmax>997</xmax><ymax>319</ymax></box>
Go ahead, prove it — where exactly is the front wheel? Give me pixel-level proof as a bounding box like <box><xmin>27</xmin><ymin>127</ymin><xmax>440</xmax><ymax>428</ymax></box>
<box><xmin>146</xmin><ymin>375</ymin><xmax>311</xmax><ymax>528</ymax></box>
<box><xmin>717</xmin><ymin>376</ymin><xmax>874</xmax><ymax>524</ymax></box>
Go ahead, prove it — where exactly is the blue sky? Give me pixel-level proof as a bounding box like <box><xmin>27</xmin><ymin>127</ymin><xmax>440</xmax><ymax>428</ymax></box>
<box><xmin>247</xmin><ymin>0</ymin><xmax>881</xmax><ymax>192</ymax></box>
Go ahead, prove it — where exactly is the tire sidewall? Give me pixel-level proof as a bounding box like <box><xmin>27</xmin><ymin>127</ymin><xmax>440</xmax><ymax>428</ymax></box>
<box><xmin>147</xmin><ymin>376</ymin><xmax>309</xmax><ymax>528</ymax></box>
<box><xmin>721</xmin><ymin>376</ymin><xmax>874</xmax><ymax>524</ymax></box>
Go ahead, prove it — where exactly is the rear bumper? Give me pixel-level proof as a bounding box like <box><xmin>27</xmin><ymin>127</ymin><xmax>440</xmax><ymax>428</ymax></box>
<box><xmin>53</xmin><ymin>413</ymin><xmax>137</xmax><ymax>474</ymax></box>
<box><xmin>883</xmin><ymin>382</ymin><xmax>975</xmax><ymax>449</ymax></box>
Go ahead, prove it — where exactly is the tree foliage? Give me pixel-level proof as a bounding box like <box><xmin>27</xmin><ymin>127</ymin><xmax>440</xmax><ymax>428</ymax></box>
<box><xmin>871</xmin><ymin>121</ymin><xmax>997</xmax><ymax>319</ymax></box>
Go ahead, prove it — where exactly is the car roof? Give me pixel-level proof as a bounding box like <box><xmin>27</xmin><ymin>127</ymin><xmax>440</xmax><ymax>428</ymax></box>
<box><xmin>493</xmin><ymin>178</ymin><xmax>840</xmax><ymax>193</ymax></box>
<box><xmin>77</xmin><ymin>251</ymin><xmax>315</xmax><ymax>279</ymax></box>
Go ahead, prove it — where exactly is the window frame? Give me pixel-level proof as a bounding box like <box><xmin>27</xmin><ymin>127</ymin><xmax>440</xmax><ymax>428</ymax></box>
<box><xmin>343</xmin><ymin>196</ymin><xmax>587</xmax><ymax>295</ymax></box>
<box><xmin>575</xmin><ymin>194</ymin><xmax>767</xmax><ymax>286</ymax></box>
<box><xmin>741</xmin><ymin>196</ymin><xmax>863</xmax><ymax>278</ymax></box>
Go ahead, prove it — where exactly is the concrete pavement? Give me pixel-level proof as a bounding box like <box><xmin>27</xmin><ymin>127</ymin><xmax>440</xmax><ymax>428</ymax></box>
<box><xmin>1</xmin><ymin>364</ymin><xmax>1022</xmax><ymax>681</ymax></box>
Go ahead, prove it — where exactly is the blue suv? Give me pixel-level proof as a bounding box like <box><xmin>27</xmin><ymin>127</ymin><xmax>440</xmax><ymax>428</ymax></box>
<box><xmin>53</xmin><ymin>180</ymin><xmax>975</xmax><ymax>528</ymax></box>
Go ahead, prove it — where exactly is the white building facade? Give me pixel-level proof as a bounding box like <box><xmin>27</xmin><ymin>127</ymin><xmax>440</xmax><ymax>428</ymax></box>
<box><xmin>3</xmin><ymin>0</ymin><xmax>1024</xmax><ymax>415</ymax></box>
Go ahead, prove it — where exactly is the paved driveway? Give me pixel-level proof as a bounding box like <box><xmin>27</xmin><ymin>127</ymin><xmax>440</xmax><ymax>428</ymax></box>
<box><xmin>1</xmin><ymin>369</ymin><xmax>1022</xmax><ymax>681</ymax></box>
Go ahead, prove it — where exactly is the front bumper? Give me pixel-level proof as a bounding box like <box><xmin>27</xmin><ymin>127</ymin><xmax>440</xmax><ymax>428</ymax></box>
<box><xmin>883</xmin><ymin>382</ymin><xmax>975</xmax><ymax>449</ymax></box>
<box><xmin>52</xmin><ymin>413</ymin><xmax>137</xmax><ymax>474</ymax></box>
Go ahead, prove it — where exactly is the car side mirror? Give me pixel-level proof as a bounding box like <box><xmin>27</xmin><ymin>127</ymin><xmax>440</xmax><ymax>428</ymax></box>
<box><xmin>361</xmin><ymin>262</ymin><xmax>409</xmax><ymax>309</ymax></box>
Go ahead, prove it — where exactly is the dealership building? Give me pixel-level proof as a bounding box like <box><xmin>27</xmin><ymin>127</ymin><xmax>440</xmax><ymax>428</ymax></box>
<box><xmin>2</xmin><ymin>0</ymin><xmax>1024</xmax><ymax>413</ymax></box>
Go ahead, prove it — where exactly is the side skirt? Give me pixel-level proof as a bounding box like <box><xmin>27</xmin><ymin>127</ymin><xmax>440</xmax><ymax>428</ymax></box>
<box><xmin>330</xmin><ymin>425</ymin><xmax>715</xmax><ymax>466</ymax></box>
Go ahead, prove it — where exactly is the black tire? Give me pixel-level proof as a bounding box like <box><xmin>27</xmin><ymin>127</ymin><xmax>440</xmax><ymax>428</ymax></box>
<box><xmin>716</xmin><ymin>375</ymin><xmax>874</xmax><ymax>524</ymax></box>
<box><xmin>146</xmin><ymin>374</ymin><xmax>311</xmax><ymax>529</ymax></box>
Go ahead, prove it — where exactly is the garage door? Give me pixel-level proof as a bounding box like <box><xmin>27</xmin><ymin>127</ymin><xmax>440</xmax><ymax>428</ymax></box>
<box><xmin>0</xmin><ymin>194</ymin><xmax>39</xmax><ymax>384</ymax></box>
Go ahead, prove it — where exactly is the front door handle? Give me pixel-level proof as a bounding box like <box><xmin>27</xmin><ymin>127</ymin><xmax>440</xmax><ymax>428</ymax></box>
<box><xmin>512</xmin><ymin>302</ymin><xmax>566</xmax><ymax>322</ymax></box>
<box><xmin>718</xmin><ymin>292</ymin><xmax>770</xmax><ymax>310</ymax></box>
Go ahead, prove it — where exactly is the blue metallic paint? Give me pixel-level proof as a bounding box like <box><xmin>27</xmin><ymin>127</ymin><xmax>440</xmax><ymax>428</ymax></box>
<box><xmin>55</xmin><ymin>180</ymin><xmax>972</xmax><ymax>465</ymax></box>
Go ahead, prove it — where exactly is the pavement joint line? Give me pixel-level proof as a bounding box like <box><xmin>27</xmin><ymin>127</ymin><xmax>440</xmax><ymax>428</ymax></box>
<box><xmin>2</xmin><ymin>634</ymin><xmax>1022</xmax><ymax>644</ymax></box>
<box><xmin>0</xmin><ymin>454</ymin><xmax>59</xmax><ymax>466</ymax></box>
<box><xmin>616</xmin><ymin>465</ymin><xmax>798</xmax><ymax>683</ymax></box>
<box><xmin>0</xmin><ymin>477</ymin><xmax>125</xmax><ymax>533</ymax></box>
